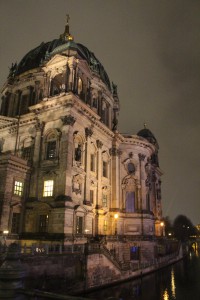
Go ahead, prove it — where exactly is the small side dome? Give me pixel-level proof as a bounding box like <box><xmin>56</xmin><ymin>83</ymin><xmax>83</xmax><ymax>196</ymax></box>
<box><xmin>137</xmin><ymin>125</ymin><xmax>159</xmax><ymax>148</ymax></box>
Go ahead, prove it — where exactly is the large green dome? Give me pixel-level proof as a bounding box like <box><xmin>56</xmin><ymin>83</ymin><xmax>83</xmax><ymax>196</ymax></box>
<box><xmin>15</xmin><ymin>37</ymin><xmax>111</xmax><ymax>90</ymax></box>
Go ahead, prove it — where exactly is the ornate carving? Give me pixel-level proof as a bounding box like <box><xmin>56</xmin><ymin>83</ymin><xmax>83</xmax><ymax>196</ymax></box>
<box><xmin>85</xmin><ymin>127</ymin><xmax>93</xmax><ymax>138</ymax></box>
<box><xmin>138</xmin><ymin>153</ymin><xmax>146</xmax><ymax>161</ymax></box>
<box><xmin>72</xmin><ymin>174</ymin><xmax>83</xmax><ymax>195</ymax></box>
<box><xmin>129</xmin><ymin>152</ymin><xmax>133</xmax><ymax>158</ymax></box>
<box><xmin>9</xmin><ymin>126</ymin><xmax>17</xmax><ymax>134</ymax></box>
<box><xmin>96</xmin><ymin>140</ymin><xmax>103</xmax><ymax>149</ymax></box>
<box><xmin>109</xmin><ymin>147</ymin><xmax>122</xmax><ymax>156</ymax></box>
<box><xmin>35</xmin><ymin>119</ymin><xmax>45</xmax><ymax>132</ymax></box>
<box><xmin>61</xmin><ymin>115</ymin><xmax>76</xmax><ymax>126</ymax></box>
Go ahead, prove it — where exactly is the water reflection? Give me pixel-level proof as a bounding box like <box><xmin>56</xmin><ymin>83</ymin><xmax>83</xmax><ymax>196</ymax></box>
<box><xmin>86</xmin><ymin>250</ymin><xmax>200</xmax><ymax>300</ymax></box>
<box><xmin>171</xmin><ymin>268</ymin><xmax>176</xmax><ymax>299</ymax></box>
<box><xmin>163</xmin><ymin>289</ymin><xmax>169</xmax><ymax>300</ymax></box>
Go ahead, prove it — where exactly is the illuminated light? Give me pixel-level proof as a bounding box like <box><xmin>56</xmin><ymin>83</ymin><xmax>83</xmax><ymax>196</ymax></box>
<box><xmin>171</xmin><ymin>268</ymin><xmax>176</xmax><ymax>299</ymax></box>
<box><xmin>160</xmin><ymin>222</ymin><xmax>164</xmax><ymax>227</ymax></box>
<box><xmin>3</xmin><ymin>230</ymin><xmax>9</xmax><ymax>235</ymax></box>
<box><xmin>163</xmin><ymin>289</ymin><xmax>169</xmax><ymax>300</ymax></box>
<box><xmin>114</xmin><ymin>213</ymin><xmax>119</xmax><ymax>219</ymax></box>
<box><xmin>85</xmin><ymin>229</ymin><xmax>89</xmax><ymax>233</ymax></box>
<box><xmin>43</xmin><ymin>180</ymin><xmax>54</xmax><ymax>197</ymax></box>
<box><xmin>168</xmin><ymin>233</ymin><xmax>172</xmax><ymax>236</ymax></box>
<box><xmin>67</xmin><ymin>34</ymin><xmax>74</xmax><ymax>41</ymax></box>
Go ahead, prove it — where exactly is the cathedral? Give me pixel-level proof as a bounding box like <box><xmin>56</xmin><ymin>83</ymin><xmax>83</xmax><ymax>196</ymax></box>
<box><xmin>0</xmin><ymin>21</ymin><xmax>163</xmax><ymax>250</ymax></box>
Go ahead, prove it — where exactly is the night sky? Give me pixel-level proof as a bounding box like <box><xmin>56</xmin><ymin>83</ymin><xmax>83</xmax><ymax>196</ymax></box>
<box><xmin>0</xmin><ymin>0</ymin><xmax>199</xmax><ymax>225</ymax></box>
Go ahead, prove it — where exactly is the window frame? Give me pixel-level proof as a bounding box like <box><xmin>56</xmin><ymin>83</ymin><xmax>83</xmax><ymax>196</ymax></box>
<box><xmin>11</xmin><ymin>212</ymin><xmax>21</xmax><ymax>234</ymax></box>
<box><xmin>38</xmin><ymin>214</ymin><xmax>49</xmax><ymax>233</ymax></box>
<box><xmin>43</xmin><ymin>180</ymin><xmax>54</xmax><ymax>197</ymax></box>
<box><xmin>13</xmin><ymin>180</ymin><xmax>24</xmax><ymax>197</ymax></box>
<box><xmin>76</xmin><ymin>216</ymin><xmax>83</xmax><ymax>234</ymax></box>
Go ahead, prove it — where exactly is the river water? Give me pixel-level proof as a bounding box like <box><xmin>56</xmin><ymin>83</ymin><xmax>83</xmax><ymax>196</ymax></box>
<box><xmin>85</xmin><ymin>250</ymin><xmax>200</xmax><ymax>300</ymax></box>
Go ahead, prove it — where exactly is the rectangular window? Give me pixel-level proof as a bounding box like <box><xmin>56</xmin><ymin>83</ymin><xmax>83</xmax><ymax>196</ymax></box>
<box><xmin>46</xmin><ymin>141</ymin><xmax>56</xmax><ymax>159</ymax></box>
<box><xmin>22</xmin><ymin>146</ymin><xmax>32</xmax><ymax>161</ymax></box>
<box><xmin>90</xmin><ymin>154</ymin><xmax>95</xmax><ymax>171</ymax></box>
<box><xmin>90</xmin><ymin>190</ymin><xmax>94</xmax><ymax>203</ymax></box>
<box><xmin>103</xmin><ymin>220</ymin><xmax>107</xmax><ymax>231</ymax></box>
<box><xmin>38</xmin><ymin>215</ymin><xmax>48</xmax><ymax>233</ymax></box>
<box><xmin>102</xmin><ymin>194</ymin><xmax>107</xmax><ymax>207</ymax></box>
<box><xmin>76</xmin><ymin>216</ymin><xmax>83</xmax><ymax>234</ymax></box>
<box><xmin>11</xmin><ymin>213</ymin><xmax>20</xmax><ymax>234</ymax></box>
<box><xmin>103</xmin><ymin>161</ymin><xmax>108</xmax><ymax>177</ymax></box>
<box><xmin>43</xmin><ymin>180</ymin><xmax>54</xmax><ymax>197</ymax></box>
<box><xmin>13</xmin><ymin>181</ymin><xmax>23</xmax><ymax>197</ymax></box>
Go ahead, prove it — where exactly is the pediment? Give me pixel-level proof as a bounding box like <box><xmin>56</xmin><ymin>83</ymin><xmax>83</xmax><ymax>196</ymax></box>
<box><xmin>44</xmin><ymin>54</ymin><xmax>67</xmax><ymax>68</ymax></box>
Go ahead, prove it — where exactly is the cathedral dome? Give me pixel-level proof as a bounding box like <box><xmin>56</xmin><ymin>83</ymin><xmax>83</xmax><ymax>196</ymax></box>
<box><xmin>14</xmin><ymin>32</ymin><xmax>111</xmax><ymax>90</ymax></box>
<box><xmin>137</xmin><ymin>126</ymin><xmax>159</xmax><ymax>147</ymax></box>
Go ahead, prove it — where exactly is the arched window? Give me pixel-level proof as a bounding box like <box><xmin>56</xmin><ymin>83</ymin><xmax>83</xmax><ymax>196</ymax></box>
<box><xmin>122</xmin><ymin>176</ymin><xmax>138</xmax><ymax>213</ymax></box>
<box><xmin>50</xmin><ymin>74</ymin><xmax>63</xmax><ymax>96</ymax></box>
<box><xmin>44</xmin><ymin>130</ymin><xmax>60</xmax><ymax>160</ymax></box>
<box><xmin>126</xmin><ymin>191</ymin><xmax>135</xmax><ymax>212</ymax></box>
<box><xmin>73</xmin><ymin>132</ymin><xmax>85</xmax><ymax>166</ymax></box>
<box><xmin>77</xmin><ymin>77</ymin><xmax>83</xmax><ymax>95</ymax></box>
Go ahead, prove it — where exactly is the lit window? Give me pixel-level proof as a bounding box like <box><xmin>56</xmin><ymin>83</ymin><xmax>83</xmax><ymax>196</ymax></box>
<box><xmin>14</xmin><ymin>181</ymin><xmax>23</xmax><ymax>197</ymax></box>
<box><xmin>76</xmin><ymin>216</ymin><xmax>83</xmax><ymax>234</ymax></box>
<box><xmin>46</xmin><ymin>141</ymin><xmax>56</xmax><ymax>159</ymax></box>
<box><xmin>104</xmin><ymin>220</ymin><xmax>107</xmax><ymax>231</ymax></box>
<box><xmin>38</xmin><ymin>215</ymin><xmax>48</xmax><ymax>233</ymax></box>
<box><xmin>103</xmin><ymin>161</ymin><xmax>108</xmax><ymax>177</ymax></box>
<box><xmin>102</xmin><ymin>194</ymin><xmax>107</xmax><ymax>207</ymax></box>
<box><xmin>90</xmin><ymin>154</ymin><xmax>95</xmax><ymax>171</ymax></box>
<box><xmin>43</xmin><ymin>180</ymin><xmax>54</xmax><ymax>197</ymax></box>
<box><xmin>11</xmin><ymin>213</ymin><xmax>20</xmax><ymax>234</ymax></box>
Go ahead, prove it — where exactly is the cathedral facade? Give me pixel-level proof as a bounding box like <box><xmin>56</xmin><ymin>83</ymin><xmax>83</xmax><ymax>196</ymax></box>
<box><xmin>0</xmin><ymin>23</ymin><xmax>163</xmax><ymax>247</ymax></box>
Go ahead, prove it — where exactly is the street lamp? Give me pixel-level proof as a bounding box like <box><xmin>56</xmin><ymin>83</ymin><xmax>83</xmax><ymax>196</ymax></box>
<box><xmin>3</xmin><ymin>230</ymin><xmax>9</xmax><ymax>245</ymax></box>
<box><xmin>114</xmin><ymin>213</ymin><xmax>118</xmax><ymax>235</ymax></box>
<box><xmin>160</xmin><ymin>222</ymin><xmax>165</xmax><ymax>236</ymax></box>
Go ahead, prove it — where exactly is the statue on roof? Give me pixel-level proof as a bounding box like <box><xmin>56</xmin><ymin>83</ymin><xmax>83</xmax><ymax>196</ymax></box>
<box><xmin>112</xmin><ymin>82</ymin><xmax>118</xmax><ymax>96</ymax></box>
<box><xmin>8</xmin><ymin>62</ymin><xmax>17</xmax><ymax>78</ymax></box>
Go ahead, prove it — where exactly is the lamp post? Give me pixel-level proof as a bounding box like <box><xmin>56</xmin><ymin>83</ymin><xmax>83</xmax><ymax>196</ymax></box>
<box><xmin>114</xmin><ymin>213</ymin><xmax>119</xmax><ymax>235</ymax></box>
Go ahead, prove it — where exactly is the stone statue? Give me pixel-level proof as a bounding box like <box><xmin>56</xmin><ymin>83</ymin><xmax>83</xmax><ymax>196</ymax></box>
<box><xmin>8</xmin><ymin>62</ymin><xmax>17</xmax><ymax>78</ymax></box>
<box><xmin>112</xmin><ymin>82</ymin><xmax>118</xmax><ymax>95</ymax></box>
<box><xmin>112</xmin><ymin>109</ymin><xmax>118</xmax><ymax>131</ymax></box>
<box><xmin>75</xmin><ymin>144</ymin><xmax>82</xmax><ymax>161</ymax></box>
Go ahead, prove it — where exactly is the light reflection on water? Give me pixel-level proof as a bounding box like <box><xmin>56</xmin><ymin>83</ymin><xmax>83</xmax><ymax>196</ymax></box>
<box><xmin>86</xmin><ymin>249</ymin><xmax>200</xmax><ymax>300</ymax></box>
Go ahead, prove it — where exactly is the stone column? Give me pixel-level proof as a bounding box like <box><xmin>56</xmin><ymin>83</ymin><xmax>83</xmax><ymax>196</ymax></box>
<box><xmin>60</xmin><ymin>115</ymin><xmax>76</xmax><ymax>197</ymax></box>
<box><xmin>138</xmin><ymin>153</ymin><xmax>146</xmax><ymax>236</ymax></box>
<box><xmin>95</xmin><ymin>140</ymin><xmax>103</xmax><ymax>236</ymax></box>
<box><xmin>110</xmin><ymin>143</ymin><xmax>121</xmax><ymax>209</ymax></box>
<box><xmin>83</xmin><ymin>127</ymin><xmax>93</xmax><ymax>205</ymax></box>
<box><xmin>29</xmin><ymin>120</ymin><xmax>45</xmax><ymax>199</ymax></box>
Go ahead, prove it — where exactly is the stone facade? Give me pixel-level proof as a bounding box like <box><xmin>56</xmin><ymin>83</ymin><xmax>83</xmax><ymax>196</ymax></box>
<box><xmin>0</xmin><ymin>24</ymin><xmax>164</xmax><ymax>248</ymax></box>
